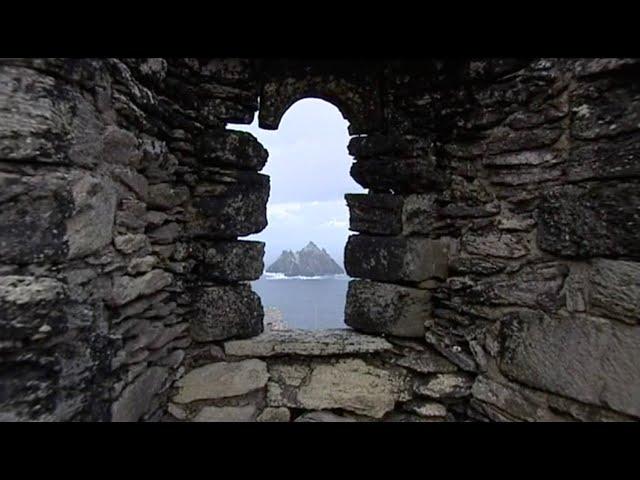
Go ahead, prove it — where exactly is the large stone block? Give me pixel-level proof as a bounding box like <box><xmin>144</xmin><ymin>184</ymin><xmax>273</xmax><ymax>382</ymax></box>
<box><xmin>571</xmin><ymin>76</ymin><xmax>640</xmax><ymax>140</ymax></box>
<box><xmin>224</xmin><ymin>328</ymin><xmax>393</xmax><ymax>357</ymax></box>
<box><xmin>111</xmin><ymin>366</ymin><xmax>168</xmax><ymax>422</ymax></box>
<box><xmin>190</xmin><ymin>284</ymin><xmax>263</xmax><ymax>342</ymax></box>
<box><xmin>589</xmin><ymin>259</ymin><xmax>640</xmax><ymax>324</ymax></box>
<box><xmin>192</xmin><ymin>240</ymin><xmax>264</xmax><ymax>282</ymax></box>
<box><xmin>267</xmin><ymin>358</ymin><xmax>408</xmax><ymax>418</ymax></box>
<box><xmin>0</xmin><ymin>275</ymin><xmax>67</xmax><ymax>340</ymax></box>
<box><xmin>0</xmin><ymin>171</ymin><xmax>117</xmax><ymax>264</ymax></box>
<box><xmin>197</xmin><ymin>129</ymin><xmax>268</xmax><ymax>171</ymax></box>
<box><xmin>537</xmin><ymin>183</ymin><xmax>640</xmax><ymax>258</ymax></box>
<box><xmin>110</xmin><ymin>270</ymin><xmax>173</xmax><ymax>307</ymax></box>
<box><xmin>345</xmin><ymin>235</ymin><xmax>449</xmax><ymax>283</ymax></box>
<box><xmin>499</xmin><ymin>310</ymin><xmax>640</xmax><ymax>418</ymax></box>
<box><xmin>0</xmin><ymin>65</ymin><xmax>105</xmax><ymax>167</ymax></box>
<box><xmin>345</xmin><ymin>193</ymin><xmax>404</xmax><ymax>235</ymax></box>
<box><xmin>567</xmin><ymin>132</ymin><xmax>640</xmax><ymax>182</ymax></box>
<box><xmin>188</xmin><ymin>173</ymin><xmax>269</xmax><ymax>238</ymax></box>
<box><xmin>345</xmin><ymin>279</ymin><xmax>431</xmax><ymax>338</ymax></box>
<box><xmin>351</xmin><ymin>157</ymin><xmax>447</xmax><ymax>193</ymax></box>
<box><xmin>172</xmin><ymin>359</ymin><xmax>268</xmax><ymax>403</ymax></box>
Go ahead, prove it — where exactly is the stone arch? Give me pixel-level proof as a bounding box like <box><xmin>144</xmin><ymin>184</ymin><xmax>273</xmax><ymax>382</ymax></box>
<box><xmin>256</xmin><ymin>61</ymin><xmax>385</xmax><ymax>135</ymax></box>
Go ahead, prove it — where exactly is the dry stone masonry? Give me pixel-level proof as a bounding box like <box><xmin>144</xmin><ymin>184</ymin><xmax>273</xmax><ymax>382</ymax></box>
<box><xmin>0</xmin><ymin>58</ymin><xmax>639</xmax><ymax>422</ymax></box>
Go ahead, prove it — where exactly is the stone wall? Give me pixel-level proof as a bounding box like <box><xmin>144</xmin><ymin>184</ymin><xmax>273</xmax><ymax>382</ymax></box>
<box><xmin>1</xmin><ymin>58</ymin><xmax>638</xmax><ymax>422</ymax></box>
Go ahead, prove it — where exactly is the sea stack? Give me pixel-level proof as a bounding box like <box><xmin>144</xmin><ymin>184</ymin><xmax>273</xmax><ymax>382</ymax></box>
<box><xmin>267</xmin><ymin>242</ymin><xmax>344</xmax><ymax>277</ymax></box>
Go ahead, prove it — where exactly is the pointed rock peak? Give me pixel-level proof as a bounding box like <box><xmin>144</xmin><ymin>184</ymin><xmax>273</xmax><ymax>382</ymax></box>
<box><xmin>303</xmin><ymin>241</ymin><xmax>320</xmax><ymax>251</ymax></box>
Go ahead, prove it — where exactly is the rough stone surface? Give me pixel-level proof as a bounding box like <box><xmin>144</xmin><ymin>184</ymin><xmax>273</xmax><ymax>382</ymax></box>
<box><xmin>345</xmin><ymin>280</ymin><xmax>431</xmax><ymax>337</ymax></box>
<box><xmin>111</xmin><ymin>367</ymin><xmax>168</xmax><ymax>422</ymax></box>
<box><xmin>499</xmin><ymin>311</ymin><xmax>640</xmax><ymax>418</ymax></box>
<box><xmin>345</xmin><ymin>235</ymin><xmax>449</xmax><ymax>282</ymax></box>
<box><xmin>256</xmin><ymin>407</ymin><xmax>290</xmax><ymax>422</ymax></box>
<box><xmin>193</xmin><ymin>240</ymin><xmax>264</xmax><ymax>282</ymax></box>
<box><xmin>537</xmin><ymin>183</ymin><xmax>640</xmax><ymax>258</ymax></box>
<box><xmin>193</xmin><ymin>405</ymin><xmax>257</xmax><ymax>422</ymax></box>
<box><xmin>589</xmin><ymin>259</ymin><xmax>640</xmax><ymax>324</ymax></box>
<box><xmin>224</xmin><ymin>328</ymin><xmax>393</xmax><ymax>357</ymax></box>
<box><xmin>267</xmin><ymin>358</ymin><xmax>407</xmax><ymax>418</ymax></box>
<box><xmin>173</xmin><ymin>359</ymin><xmax>268</xmax><ymax>403</ymax></box>
<box><xmin>190</xmin><ymin>284</ymin><xmax>263</xmax><ymax>342</ymax></box>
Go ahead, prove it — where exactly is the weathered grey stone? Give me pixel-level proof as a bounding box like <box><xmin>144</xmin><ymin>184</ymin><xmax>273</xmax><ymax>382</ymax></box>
<box><xmin>294</xmin><ymin>411</ymin><xmax>356</xmax><ymax>422</ymax></box>
<box><xmin>256</xmin><ymin>407</ymin><xmax>290</xmax><ymax>422</ymax></box>
<box><xmin>193</xmin><ymin>405</ymin><xmax>256</xmax><ymax>422</ymax></box>
<box><xmin>193</xmin><ymin>240</ymin><xmax>264</xmax><ymax>282</ymax></box>
<box><xmin>127</xmin><ymin>255</ymin><xmax>158</xmax><ymax>275</ymax></box>
<box><xmin>147</xmin><ymin>222</ymin><xmax>181</xmax><ymax>245</ymax></box>
<box><xmin>345</xmin><ymin>235</ymin><xmax>449</xmax><ymax>282</ymax></box>
<box><xmin>197</xmin><ymin>129</ymin><xmax>268</xmax><ymax>171</ymax></box>
<box><xmin>402</xmin><ymin>399</ymin><xmax>447</xmax><ymax>418</ymax></box>
<box><xmin>571</xmin><ymin>78</ymin><xmax>640</xmax><ymax>140</ymax></box>
<box><xmin>224</xmin><ymin>328</ymin><xmax>393</xmax><ymax>357</ymax></box>
<box><xmin>537</xmin><ymin>183</ymin><xmax>640</xmax><ymax>258</ymax></box>
<box><xmin>190</xmin><ymin>284</ymin><xmax>263</xmax><ymax>342</ymax></box>
<box><xmin>345</xmin><ymin>280</ymin><xmax>431</xmax><ymax>338</ymax></box>
<box><xmin>351</xmin><ymin>157</ymin><xmax>446</xmax><ymax>193</ymax></box>
<box><xmin>111</xmin><ymin>269</ymin><xmax>173</xmax><ymax>307</ymax></box>
<box><xmin>0</xmin><ymin>275</ymin><xmax>66</xmax><ymax>340</ymax></box>
<box><xmin>114</xmin><ymin>234</ymin><xmax>150</xmax><ymax>255</ymax></box>
<box><xmin>188</xmin><ymin>173</ymin><xmax>269</xmax><ymax>238</ymax></box>
<box><xmin>147</xmin><ymin>183</ymin><xmax>190</xmax><ymax>210</ymax></box>
<box><xmin>414</xmin><ymin>373</ymin><xmax>474</xmax><ymax>399</ymax></box>
<box><xmin>393</xmin><ymin>348</ymin><xmax>458</xmax><ymax>374</ymax></box>
<box><xmin>448</xmin><ymin>263</ymin><xmax>568</xmax><ymax>315</ymax></box>
<box><xmin>499</xmin><ymin>310</ymin><xmax>640</xmax><ymax>418</ymax></box>
<box><xmin>567</xmin><ymin>133</ymin><xmax>640</xmax><ymax>182</ymax></box>
<box><xmin>589</xmin><ymin>259</ymin><xmax>640</xmax><ymax>324</ymax></box>
<box><xmin>111</xmin><ymin>366</ymin><xmax>168</xmax><ymax>422</ymax></box>
<box><xmin>267</xmin><ymin>358</ymin><xmax>407</xmax><ymax>418</ymax></box>
<box><xmin>345</xmin><ymin>193</ymin><xmax>404</xmax><ymax>235</ymax></box>
<box><xmin>66</xmin><ymin>174</ymin><xmax>118</xmax><ymax>259</ymax></box>
<box><xmin>462</xmin><ymin>230</ymin><xmax>529</xmax><ymax>259</ymax></box>
<box><xmin>173</xmin><ymin>359</ymin><xmax>268</xmax><ymax>403</ymax></box>
<box><xmin>471</xmin><ymin>375</ymin><xmax>559</xmax><ymax>422</ymax></box>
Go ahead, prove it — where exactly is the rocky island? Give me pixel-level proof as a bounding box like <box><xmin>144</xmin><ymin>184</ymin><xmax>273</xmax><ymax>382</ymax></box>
<box><xmin>266</xmin><ymin>242</ymin><xmax>345</xmax><ymax>277</ymax></box>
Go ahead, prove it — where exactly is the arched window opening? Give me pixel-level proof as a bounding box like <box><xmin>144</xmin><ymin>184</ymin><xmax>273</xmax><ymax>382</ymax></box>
<box><xmin>233</xmin><ymin>98</ymin><xmax>365</xmax><ymax>330</ymax></box>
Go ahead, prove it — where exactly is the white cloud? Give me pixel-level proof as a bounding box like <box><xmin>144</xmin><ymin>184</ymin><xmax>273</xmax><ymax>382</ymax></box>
<box><xmin>320</xmin><ymin>219</ymin><xmax>348</xmax><ymax>229</ymax></box>
<box><xmin>268</xmin><ymin>202</ymin><xmax>303</xmax><ymax>220</ymax></box>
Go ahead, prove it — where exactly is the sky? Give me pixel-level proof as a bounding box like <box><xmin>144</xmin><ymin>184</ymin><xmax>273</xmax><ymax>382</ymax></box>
<box><xmin>231</xmin><ymin>98</ymin><xmax>365</xmax><ymax>267</ymax></box>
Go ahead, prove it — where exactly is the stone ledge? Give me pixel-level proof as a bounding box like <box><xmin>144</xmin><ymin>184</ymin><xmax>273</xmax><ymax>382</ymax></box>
<box><xmin>224</xmin><ymin>328</ymin><xmax>394</xmax><ymax>357</ymax></box>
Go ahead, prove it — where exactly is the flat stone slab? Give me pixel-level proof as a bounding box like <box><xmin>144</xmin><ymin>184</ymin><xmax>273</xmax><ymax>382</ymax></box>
<box><xmin>224</xmin><ymin>328</ymin><xmax>394</xmax><ymax>357</ymax></box>
<box><xmin>172</xmin><ymin>359</ymin><xmax>268</xmax><ymax>404</ymax></box>
<box><xmin>267</xmin><ymin>358</ymin><xmax>408</xmax><ymax>418</ymax></box>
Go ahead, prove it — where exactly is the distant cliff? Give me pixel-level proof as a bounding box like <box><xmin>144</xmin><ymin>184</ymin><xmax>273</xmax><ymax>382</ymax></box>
<box><xmin>266</xmin><ymin>242</ymin><xmax>344</xmax><ymax>277</ymax></box>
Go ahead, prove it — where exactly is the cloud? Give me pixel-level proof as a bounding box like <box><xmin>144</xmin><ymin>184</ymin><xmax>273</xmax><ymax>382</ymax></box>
<box><xmin>320</xmin><ymin>219</ymin><xmax>348</xmax><ymax>229</ymax></box>
<box><xmin>268</xmin><ymin>202</ymin><xmax>303</xmax><ymax>220</ymax></box>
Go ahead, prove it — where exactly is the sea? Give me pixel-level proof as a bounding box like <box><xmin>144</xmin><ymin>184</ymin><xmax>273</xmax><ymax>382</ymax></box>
<box><xmin>251</xmin><ymin>273</ymin><xmax>350</xmax><ymax>330</ymax></box>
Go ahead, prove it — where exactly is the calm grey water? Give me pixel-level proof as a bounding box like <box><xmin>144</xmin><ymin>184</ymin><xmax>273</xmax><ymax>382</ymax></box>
<box><xmin>251</xmin><ymin>274</ymin><xmax>350</xmax><ymax>330</ymax></box>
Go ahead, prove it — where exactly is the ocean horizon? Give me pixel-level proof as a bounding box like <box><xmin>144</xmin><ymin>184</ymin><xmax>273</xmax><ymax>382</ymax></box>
<box><xmin>251</xmin><ymin>273</ymin><xmax>351</xmax><ymax>330</ymax></box>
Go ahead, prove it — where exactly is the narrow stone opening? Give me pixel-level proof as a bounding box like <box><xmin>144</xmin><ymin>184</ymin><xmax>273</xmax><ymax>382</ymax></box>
<box><xmin>233</xmin><ymin>98</ymin><xmax>365</xmax><ymax>330</ymax></box>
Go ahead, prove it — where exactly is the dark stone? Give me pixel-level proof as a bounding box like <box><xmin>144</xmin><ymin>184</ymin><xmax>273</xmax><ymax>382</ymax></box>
<box><xmin>345</xmin><ymin>235</ymin><xmax>449</xmax><ymax>283</ymax></box>
<box><xmin>351</xmin><ymin>157</ymin><xmax>447</xmax><ymax>193</ymax></box>
<box><xmin>345</xmin><ymin>279</ymin><xmax>431</xmax><ymax>338</ymax></box>
<box><xmin>537</xmin><ymin>183</ymin><xmax>640</xmax><ymax>258</ymax></box>
<box><xmin>499</xmin><ymin>310</ymin><xmax>640</xmax><ymax>418</ymax></box>
<box><xmin>188</xmin><ymin>173</ymin><xmax>269</xmax><ymax>238</ymax></box>
<box><xmin>193</xmin><ymin>240</ymin><xmax>265</xmax><ymax>282</ymax></box>
<box><xmin>190</xmin><ymin>284</ymin><xmax>263</xmax><ymax>342</ymax></box>
<box><xmin>196</xmin><ymin>129</ymin><xmax>268</xmax><ymax>171</ymax></box>
<box><xmin>345</xmin><ymin>193</ymin><xmax>404</xmax><ymax>235</ymax></box>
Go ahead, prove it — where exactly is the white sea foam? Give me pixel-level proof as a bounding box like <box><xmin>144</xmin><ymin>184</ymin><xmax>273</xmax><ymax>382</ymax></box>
<box><xmin>262</xmin><ymin>272</ymin><xmax>349</xmax><ymax>281</ymax></box>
